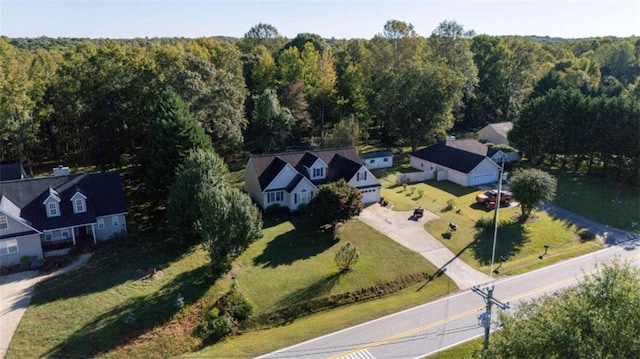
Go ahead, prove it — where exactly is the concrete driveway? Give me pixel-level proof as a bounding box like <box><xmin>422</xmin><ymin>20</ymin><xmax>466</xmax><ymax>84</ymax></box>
<box><xmin>358</xmin><ymin>204</ymin><xmax>491</xmax><ymax>290</ymax></box>
<box><xmin>0</xmin><ymin>254</ymin><xmax>91</xmax><ymax>359</ymax></box>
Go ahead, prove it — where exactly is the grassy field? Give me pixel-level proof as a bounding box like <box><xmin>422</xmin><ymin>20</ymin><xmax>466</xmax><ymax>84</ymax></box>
<box><xmin>553</xmin><ymin>170</ymin><xmax>640</xmax><ymax>231</ymax></box>
<box><xmin>374</xmin><ymin>170</ymin><xmax>605</xmax><ymax>276</ymax></box>
<box><xmin>8</xmin><ymin>218</ymin><xmax>455</xmax><ymax>359</ymax></box>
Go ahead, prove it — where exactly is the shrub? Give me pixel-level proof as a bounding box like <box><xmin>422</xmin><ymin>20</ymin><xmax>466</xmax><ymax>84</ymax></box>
<box><xmin>198</xmin><ymin>308</ymin><xmax>233</xmax><ymax>342</ymax></box>
<box><xmin>335</xmin><ymin>242</ymin><xmax>360</xmax><ymax>272</ymax></box>
<box><xmin>445</xmin><ymin>199</ymin><xmax>456</xmax><ymax>211</ymax></box>
<box><xmin>417</xmin><ymin>189</ymin><xmax>424</xmax><ymax>198</ymax></box>
<box><xmin>578</xmin><ymin>229</ymin><xmax>597</xmax><ymax>242</ymax></box>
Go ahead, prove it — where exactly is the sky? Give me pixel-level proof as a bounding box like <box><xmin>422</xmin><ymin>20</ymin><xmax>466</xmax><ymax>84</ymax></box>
<box><xmin>1</xmin><ymin>0</ymin><xmax>639</xmax><ymax>40</ymax></box>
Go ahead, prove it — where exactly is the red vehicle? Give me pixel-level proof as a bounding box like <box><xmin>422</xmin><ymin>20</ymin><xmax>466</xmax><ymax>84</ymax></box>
<box><xmin>476</xmin><ymin>190</ymin><xmax>513</xmax><ymax>204</ymax></box>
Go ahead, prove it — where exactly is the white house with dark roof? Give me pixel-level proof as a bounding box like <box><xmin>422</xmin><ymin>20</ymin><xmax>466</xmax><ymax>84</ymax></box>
<box><xmin>0</xmin><ymin>169</ymin><xmax>128</xmax><ymax>266</ymax></box>
<box><xmin>409</xmin><ymin>139</ymin><xmax>500</xmax><ymax>187</ymax></box>
<box><xmin>244</xmin><ymin>147</ymin><xmax>381</xmax><ymax>210</ymax></box>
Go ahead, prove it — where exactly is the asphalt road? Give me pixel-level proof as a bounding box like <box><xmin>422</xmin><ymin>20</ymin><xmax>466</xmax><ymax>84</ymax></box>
<box><xmin>257</xmin><ymin>236</ymin><xmax>640</xmax><ymax>359</ymax></box>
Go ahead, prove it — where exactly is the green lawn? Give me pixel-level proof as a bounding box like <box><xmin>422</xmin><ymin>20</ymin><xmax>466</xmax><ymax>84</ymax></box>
<box><xmin>427</xmin><ymin>337</ymin><xmax>483</xmax><ymax>358</ymax></box>
<box><xmin>374</xmin><ymin>169</ymin><xmax>605</xmax><ymax>275</ymax></box>
<box><xmin>9</xmin><ymin>218</ymin><xmax>455</xmax><ymax>359</ymax></box>
<box><xmin>553</xmin><ymin>171</ymin><xmax>640</xmax><ymax>231</ymax></box>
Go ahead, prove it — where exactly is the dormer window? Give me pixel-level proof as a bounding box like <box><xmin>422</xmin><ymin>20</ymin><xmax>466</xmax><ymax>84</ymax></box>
<box><xmin>48</xmin><ymin>202</ymin><xmax>59</xmax><ymax>217</ymax></box>
<box><xmin>71</xmin><ymin>191</ymin><xmax>87</xmax><ymax>214</ymax></box>
<box><xmin>313</xmin><ymin>167</ymin><xmax>324</xmax><ymax>178</ymax></box>
<box><xmin>74</xmin><ymin>199</ymin><xmax>85</xmax><ymax>213</ymax></box>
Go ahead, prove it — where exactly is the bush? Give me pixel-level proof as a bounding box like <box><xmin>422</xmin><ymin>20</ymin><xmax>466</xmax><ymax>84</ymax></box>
<box><xmin>198</xmin><ymin>308</ymin><xmax>234</xmax><ymax>342</ymax></box>
<box><xmin>445</xmin><ymin>199</ymin><xmax>456</xmax><ymax>211</ymax></box>
<box><xmin>578</xmin><ymin>229</ymin><xmax>597</xmax><ymax>241</ymax></box>
<box><xmin>335</xmin><ymin>242</ymin><xmax>360</xmax><ymax>272</ymax></box>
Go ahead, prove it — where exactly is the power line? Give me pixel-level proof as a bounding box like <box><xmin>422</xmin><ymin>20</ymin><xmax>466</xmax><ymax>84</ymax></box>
<box><xmin>472</xmin><ymin>285</ymin><xmax>510</xmax><ymax>352</ymax></box>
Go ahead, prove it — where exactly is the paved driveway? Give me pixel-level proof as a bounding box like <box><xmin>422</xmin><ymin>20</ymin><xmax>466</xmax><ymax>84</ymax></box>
<box><xmin>0</xmin><ymin>254</ymin><xmax>91</xmax><ymax>359</ymax></box>
<box><xmin>358</xmin><ymin>204</ymin><xmax>492</xmax><ymax>290</ymax></box>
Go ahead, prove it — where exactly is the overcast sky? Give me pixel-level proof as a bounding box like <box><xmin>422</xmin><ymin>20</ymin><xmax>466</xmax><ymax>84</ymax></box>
<box><xmin>2</xmin><ymin>0</ymin><xmax>638</xmax><ymax>39</ymax></box>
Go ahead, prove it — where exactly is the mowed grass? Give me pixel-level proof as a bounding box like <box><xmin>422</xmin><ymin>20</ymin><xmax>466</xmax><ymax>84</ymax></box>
<box><xmin>374</xmin><ymin>170</ymin><xmax>604</xmax><ymax>275</ymax></box>
<box><xmin>7</xmin><ymin>240</ymin><xmax>212</xmax><ymax>359</ymax></box>
<box><xmin>186</xmin><ymin>219</ymin><xmax>456</xmax><ymax>358</ymax></box>
<box><xmin>553</xmin><ymin>171</ymin><xmax>640</xmax><ymax>231</ymax></box>
<box><xmin>9</xmin><ymin>218</ymin><xmax>454</xmax><ymax>359</ymax></box>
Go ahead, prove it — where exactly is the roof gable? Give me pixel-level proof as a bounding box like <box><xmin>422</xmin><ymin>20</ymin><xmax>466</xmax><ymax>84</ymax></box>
<box><xmin>249</xmin><ymin>147</ymin><xmax>363</xmax><ymax>190</ymax></box>
<box><xmin>0</xmin><ymin>172</ymin><xmax>127</xmax><ymax>231</ymax></box>
<box><xmin>411</xmin><ymin>141</ymin><xmax>489</xmax><ymax>173</ymax></box>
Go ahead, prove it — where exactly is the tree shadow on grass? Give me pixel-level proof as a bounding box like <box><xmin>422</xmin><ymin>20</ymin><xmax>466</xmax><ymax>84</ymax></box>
<box><xmin>470</xmin><ymin>221</ymin><xmax>531</xmax><ymax>265</ymax></box>
<box><xmin>253</xmin><ymin>220</ymin><xmax>339</xmax><ymax>268</ymax></box>
<box><xmin>43</xmin><ymin>264</ymin><xmax>215</xmax><ymax>359</ymax></box>
<box><xmin>30</xmin><ymin>239</ymin><xmax>198</xmax><ymax>306</ymax></box>
<box><xmin>277</xmin><ymin>272</ymin><xmax>344</xmax><ymax>308</ymax></box>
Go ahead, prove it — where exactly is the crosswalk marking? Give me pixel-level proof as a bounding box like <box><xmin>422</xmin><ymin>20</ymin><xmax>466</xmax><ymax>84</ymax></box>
<box><xmin>338</xmin><ymin>348</ymin><xmax>376</xmax><ymax>359</ymax></box>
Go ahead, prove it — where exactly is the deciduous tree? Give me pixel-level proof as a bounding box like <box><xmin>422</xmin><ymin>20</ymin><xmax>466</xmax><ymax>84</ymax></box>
<box><xmin>488</xmin><ymin>261</ymin><xmax>640</xmax><ymax>358</ymax></box>
<box><xmin>307</xmin><ymin>179</ymin><xmax>363</xmax><ymax>227</ymax></box>
<box><xmin>509</xmin><ymin>168</ymin><xmax>557</xmax><ymax>221</ymax></box>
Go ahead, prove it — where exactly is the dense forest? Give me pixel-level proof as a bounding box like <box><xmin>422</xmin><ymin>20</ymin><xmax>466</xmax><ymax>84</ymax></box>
<box><xmin>1</xmin><ymin>21</ymin><xmax>638</xmax><ymax>184</ymax></box>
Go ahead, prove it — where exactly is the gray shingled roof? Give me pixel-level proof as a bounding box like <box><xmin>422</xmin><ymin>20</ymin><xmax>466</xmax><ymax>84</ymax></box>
<box><xmin>410</xmin><ymin>141</ymin><xmax>492</xmax><ymax>173</ymax></box>
<box><xmin>0</xmin><ymin>163</ymin><xmax>27</xmax><ymax>182</ymax></box>
<box><xmin>0</xmin><ymin>172</ymin><xmax>127</xmax><ymax>231</ymax></box>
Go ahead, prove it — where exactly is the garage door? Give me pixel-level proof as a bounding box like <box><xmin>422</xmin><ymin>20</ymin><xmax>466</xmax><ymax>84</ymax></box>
<box><xmin>469</xmin><ymin>172</ymin><xmax>497</xmax><ymax>186</ymax></box>
<box><xmin>360</xmin><ymin>187</ymin><xmax>381</xmax><ymax>204</ymax></box>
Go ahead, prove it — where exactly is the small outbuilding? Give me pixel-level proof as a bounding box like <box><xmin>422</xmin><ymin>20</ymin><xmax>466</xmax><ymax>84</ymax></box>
<box><xmin>362</xmin><ymin>150</ymin><xmax>393</xmax><ymax>170</ymax></box>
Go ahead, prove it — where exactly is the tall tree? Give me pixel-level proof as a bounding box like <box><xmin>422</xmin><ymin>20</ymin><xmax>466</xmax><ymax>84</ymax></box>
<box><xmin>489</xmin><ymin>261</ymin><xmax>640</xmax><ymax>358</ymax></box>
<box><xmin>167</xmin><ymin>149</ymin><xmax>228</xmax><ymax>244</ymax></box>
<box><xmin>240</xmin><ymin>23</ymin><xmax>285</xmax><ymax>52</ymax></box>
<box><xmin>248</xmin><ymin>88</ymin><xmax>295</xmax><ymax>152</ymax></box>
<box><xmin>139</xmin><ymin>88</ymin><xmax>213</xmax><ymax>200</ymax></box>
<box><xmin>200</xmin><ymin>186</ymin><xmax>263</xmax><ymax>273</ymax></box>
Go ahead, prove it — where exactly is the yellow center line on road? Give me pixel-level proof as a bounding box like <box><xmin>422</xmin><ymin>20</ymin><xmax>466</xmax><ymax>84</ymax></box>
<box><xmin>329</xmin><ymin>266</ymin><xmax>613</xmax><ymax>359</ymax></box>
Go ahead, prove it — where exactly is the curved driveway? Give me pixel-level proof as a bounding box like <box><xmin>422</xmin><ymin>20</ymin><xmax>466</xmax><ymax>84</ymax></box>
<box><xmin>358</xmin><ymin>204</ymin><xmax>491</xmax><ymax>289</ymax></box>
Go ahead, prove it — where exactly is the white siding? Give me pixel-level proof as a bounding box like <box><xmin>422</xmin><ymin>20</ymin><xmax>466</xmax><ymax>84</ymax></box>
<box><xmin>307</xmin><ymin>159</ymin><xmax>328</xmax><ymax>180</ymax></box>
<box><xmin>467</xmin><ymin>158</ymin><xmax>500</xmax><ymax>186</ymax></box>
<box><xmin>287</xmin><ymin>178</ymin><xmax>317</xmax><ymax>210</ymax></box>
<box><xmin>0</xmin><ymin>212</ymin><xmax>38</xmax><ymax>237</ymax></box>
<box><xmin>347</xmin><ymin>166</ymin><xmax>381</xmax><ymax>204</ymax></box>
<box><xmin>360</xmin><ymin>187</ymin><xmax>381</xmax><ymax>204</ymax></box>
<box><xmin>95</xmin><ymin>214</ymin><xmax>127</xmax><ymax>240</ymax></box>
<box><xmin>243</xmin><ymin>160</ymin><xmax>264</xmax><ymax>209</ymax></box>
<box><xmin>363</xmin><ymin>156</ymin><xmax>393</xmax><ymax>170</ymax></box>
<box><xmin>0</xmin><ymin>234</ymin><xmax>42</xmax><ymax>267</ymax></box>
<box><xmin>265</xmin><ymin>165</ymin><xmax>299</xmax><ymax>191</ymax></box>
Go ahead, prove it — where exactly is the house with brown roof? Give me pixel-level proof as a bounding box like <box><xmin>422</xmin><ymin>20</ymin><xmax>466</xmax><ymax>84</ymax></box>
<box><xmin>478</xmin><ymin>121</ymin><xmax>513</xmax><ymax>145</ymax></box>
<box><xmin>244</xmin><ymin>148</ymin><xmax>381</xmax><ymax>210</ymax></box>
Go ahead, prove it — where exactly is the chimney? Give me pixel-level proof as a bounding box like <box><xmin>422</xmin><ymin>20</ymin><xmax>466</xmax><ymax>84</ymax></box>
<box><xmin>53</xmin><ymin>165</ymin><xmax>70</xmax><ymax>177</ymax></box>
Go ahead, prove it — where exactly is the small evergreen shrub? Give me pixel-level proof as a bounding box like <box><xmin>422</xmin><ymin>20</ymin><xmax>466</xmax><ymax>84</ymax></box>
<box><xmin>475</xmin><ymin>216</ymin><xmax>494</xmax><ymax>231</ymax></box>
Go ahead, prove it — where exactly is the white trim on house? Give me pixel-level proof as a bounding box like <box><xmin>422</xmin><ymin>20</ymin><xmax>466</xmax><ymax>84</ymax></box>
<box><xmin>47</xmin><ymin>201</ymin><xmax>60</xmax><ymax>217</ymax></box>
<box><xmin>0</xmin><ymin>238</ymin><xmax>19</xmax><ymax>256</ymax></box>
<box><xmin>71</xmin><ymin>192</ymin><xmax>88</xmax><ymax>214</ymax></box>
<box><xmin>0</xmin><ymin>215</ymin><xmax>8</xmax><ymax>230</ymax></box>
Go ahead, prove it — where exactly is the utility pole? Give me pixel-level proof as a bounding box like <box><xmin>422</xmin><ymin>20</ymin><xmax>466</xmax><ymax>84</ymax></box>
<box><xmin>472</xmin><ymin>285</ymin><xmax>510</xmax><ymax>352</ymax></box>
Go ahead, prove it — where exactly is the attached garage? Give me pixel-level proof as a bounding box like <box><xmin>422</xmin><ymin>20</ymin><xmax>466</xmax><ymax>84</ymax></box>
<box><xmin>359</xmin><ymin>186</ymin><xmax>381</xmax><ymax>204</ymax></box>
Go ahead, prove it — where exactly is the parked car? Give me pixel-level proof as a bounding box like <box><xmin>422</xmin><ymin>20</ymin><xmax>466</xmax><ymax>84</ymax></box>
<box><xmin>476</xmin><ymin>190</ymin><xmax>513</xmax><ymax>204</ymax></box>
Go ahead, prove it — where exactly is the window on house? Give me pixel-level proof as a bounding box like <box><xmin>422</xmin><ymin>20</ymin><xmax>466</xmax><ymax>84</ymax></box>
<box><xmin>0</xmin><ymin>215</ymin><xmax>8</xmax><ymax>230</ymax></box>
<box><xmin>97</xmin><ymin>218</ymin><xmax>105</xmax><ymax>230</ymax></box>
<box><xmin>74</xmin><ymin>198</ymin><xmax>86</xmax><ymax>213</ymax></box>
<box><xmin>313</xmin><ymin>167</ymin><xmax>324</xmax><ymax>177</ymax></box>
<box><xmin>383</xmin><ymin>158</ymin><xmax>389</xmax><ymax>162</ymax></box>
<box><xmin>369</xmin><ymin>159</ymin><xmax>375</xmax><ymax>164</ymax></box>
<box><xmin>112</xmin><ymin>216</ymin><xmax>120</xmax><ymax>227</ymax></box>
<box><xmin>267</xmin><ymin>191</ymin><xmax>283</xmax><ymax>204</ymax></box>
<box><xmin>357</xmin><ymin>171</ymin><xmax>367</xmax><ymax>181</ymax></box>
<box><xmin>45</xmin><ymin>229</ymin><xmax>69</xmax><ymax>241</ymax></box>
<box><xmin>0</xmin><ymin>239</ymin><xmax>18</xmax><ymax>255</ymax></box>
<box><xmin>47</xmin><ymin>202</ymin><xmax>59</xmax><ymax>217</ymax></box>
<box><xmin>301</xmin><ymin>189</ymin><xmax>308</xmax><ymax>203</ymax></box>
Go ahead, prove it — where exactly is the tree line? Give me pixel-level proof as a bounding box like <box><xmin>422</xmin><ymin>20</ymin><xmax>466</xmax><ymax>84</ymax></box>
<box><xmin>1</xmin><ymin>21</ymin><xmax>638</xmax><ymax>183</ymax></box>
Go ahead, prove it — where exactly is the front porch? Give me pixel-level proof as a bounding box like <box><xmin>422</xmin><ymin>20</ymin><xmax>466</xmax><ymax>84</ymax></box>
<box><xmin>41</xmin><ymin>224</ymin><xmax>96</xmax><ymax>255</ymax></box>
